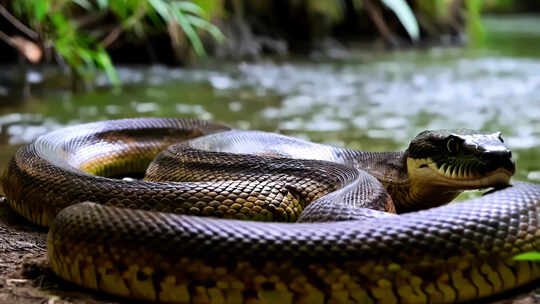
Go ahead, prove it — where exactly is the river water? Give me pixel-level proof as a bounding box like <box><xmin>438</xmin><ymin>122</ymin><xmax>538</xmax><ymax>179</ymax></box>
<box><xmin>1</xmin><ymin>16</ymin><xmax>539</xmax><ymax>197</ymax></box>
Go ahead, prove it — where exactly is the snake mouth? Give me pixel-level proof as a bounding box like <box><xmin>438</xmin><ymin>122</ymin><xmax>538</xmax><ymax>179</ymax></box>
<box><xmin>410</xmin><ymin>157</ymin><xmax>515</xmax><ymax>189</ymax></box>
<box><xmin>432</xmin><ymin>165</ymin><xmax>513</xmax><ymax>188</ymax></box>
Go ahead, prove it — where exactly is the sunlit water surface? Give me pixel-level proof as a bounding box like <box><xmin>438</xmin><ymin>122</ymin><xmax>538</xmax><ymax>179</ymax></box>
<box><xmin>1</xmin><ymin>16</ymin><xmax>539</xmax><ymax>201</ymax></box>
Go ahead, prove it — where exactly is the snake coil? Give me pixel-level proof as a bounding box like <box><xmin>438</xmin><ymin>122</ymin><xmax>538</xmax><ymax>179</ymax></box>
<box><xmin>2</xmin><ymin>118</ymin><xmax>539</xmax><ymax>304</ymax></box>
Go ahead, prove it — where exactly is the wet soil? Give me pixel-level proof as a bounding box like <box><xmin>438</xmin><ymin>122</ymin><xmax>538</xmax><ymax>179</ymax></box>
<box><xmin>0</xmin><ymin>195</ymin><xmax>127</xmax><ymax>304</ymax></box>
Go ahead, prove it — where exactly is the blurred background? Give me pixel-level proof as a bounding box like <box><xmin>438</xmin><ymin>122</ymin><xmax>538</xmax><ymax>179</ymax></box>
<box><xmin>0</xmin><ymin>0</ymin><xmax>539</xmax><ymax>193</ymax></box>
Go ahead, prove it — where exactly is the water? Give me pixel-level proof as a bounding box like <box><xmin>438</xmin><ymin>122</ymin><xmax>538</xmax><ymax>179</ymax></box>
<box><xmin>1</xmin><ymin>16</ymin><xmax>540</xmax><ymax>198</ymax></box>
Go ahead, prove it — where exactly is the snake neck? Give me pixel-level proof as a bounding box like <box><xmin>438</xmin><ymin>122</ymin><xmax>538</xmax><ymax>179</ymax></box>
<box><xmin>348</xmin><ymin>150</ymin><xmax>460</xmax><ymax>213</ymax></box>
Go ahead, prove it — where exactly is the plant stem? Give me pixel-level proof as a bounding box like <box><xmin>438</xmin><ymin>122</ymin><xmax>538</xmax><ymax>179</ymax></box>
<box><xmin>0</xmin><ymin>4</ymin><xmax>39</xmax><ymax>40</ymax></box>
<box><xmin>101</xmin><ymin>3</ymin><xmax>147</xmax><ymax>48</ymax></box>
<box><xmin>364</xmin><ymin>0</ymin><xmax>399</xmax><ymax>46</ymax></box>
<box><xmin>0</xmin><ymin>29</ymin><xmax>14</xmax><ymax>47</ymax></box>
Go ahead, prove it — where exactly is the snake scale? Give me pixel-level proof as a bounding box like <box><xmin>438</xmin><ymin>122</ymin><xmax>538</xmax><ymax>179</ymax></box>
<box><xmin>1</xmin><ymin>117</ymin><xmax>539</xmax><ymax>304</ymax></box>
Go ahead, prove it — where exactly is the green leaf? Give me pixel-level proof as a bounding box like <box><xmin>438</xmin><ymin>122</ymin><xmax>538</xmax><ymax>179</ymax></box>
<box><xmin>72</xmin><ymin>0</ymin><xmax>93</xmax><ymax>10</ymax></box>
<box><xmin>185</xmin><ymin>15</ymin><xmax>225</xmax><ymax>42</ymax></box>
<box><xmin>380</xmin><ymin>0</ymin><xmax>420</xmax><ymax>41</ymax></box>
<box><xmin>172</xmin><ymin>9</ymin><xmax>206</xmax><ymax>56</ymax></box>
<box><xmin>77</xmin><ymin>48</ymin><xmax>94</xmax><ymax>64</ymax></box>
<box><xmin>514</xmin><ymin>252</ymin><xmax>540</xmax><ymax>261</ymax></box>
<box><xmin>173</xmin><ymin>1</ymin><xmax>206</xmax><ymax>18</ymax></box>
<box><xmin>146</xmin><ymin>8</ymin><xmax>166</xmax><ymax>28</ymax></box>
<box><xmin>97</xmin><ymin>0</ymin><xmax>109</xmax><ymax>10</ymax></box>
<box><xmin>95</xmin><ymin>49</ymin><xmax>120</xmax><ymax>86</ymax></box>
<box><xmin>149</xmin><ymin>0</ymin><xmax>171</xmax><ymax>20</ymax></box>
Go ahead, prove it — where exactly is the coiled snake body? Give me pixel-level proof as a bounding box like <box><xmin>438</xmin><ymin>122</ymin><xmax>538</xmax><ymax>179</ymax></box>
<box><xmin>2</xmin><ymin>118</ymin><xmax>539</xmax><ymax>304</ymax></box>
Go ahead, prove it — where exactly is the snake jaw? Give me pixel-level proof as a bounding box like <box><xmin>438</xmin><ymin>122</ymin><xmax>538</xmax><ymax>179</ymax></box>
<box><xmin>408</xmin><ymin>157</ymin><xmax>514</xmax><ymax>190</ymax></box>
<box><xmin>400</xmin><ymin>157</ymin><xmax>514</xmax><ymax>212</ymax></box>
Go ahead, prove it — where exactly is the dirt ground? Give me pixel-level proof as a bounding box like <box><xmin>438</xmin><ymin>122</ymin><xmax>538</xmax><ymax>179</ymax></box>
<box><xmin>0</xmin><ymin>195</ymin><xmax>133</xmax><ymax>304</ymax></box>
<box><xmin>0</xmin><ymin>195</ymin><xmax>539</xmax><ymax>304</ymax></box>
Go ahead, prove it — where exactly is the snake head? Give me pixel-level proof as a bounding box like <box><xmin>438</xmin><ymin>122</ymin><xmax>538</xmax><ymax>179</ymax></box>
<box><xmin>406</xmin><ymin>130</ymin><xmax>515</xmax><ymax>190</ymax></box>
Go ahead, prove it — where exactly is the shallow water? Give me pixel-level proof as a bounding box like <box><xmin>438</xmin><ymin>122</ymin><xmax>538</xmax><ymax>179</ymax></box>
<box><xmin>1</xmin><ymin>16</ymin><xmax>539</xmax><ymax>198</ymax></box>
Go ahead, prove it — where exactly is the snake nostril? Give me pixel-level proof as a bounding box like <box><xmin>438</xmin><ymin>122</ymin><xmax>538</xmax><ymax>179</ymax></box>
<box><xmin>485</xmin><ymin>150</ymin><xmax>512</xmax><ymax>162</ymax></box>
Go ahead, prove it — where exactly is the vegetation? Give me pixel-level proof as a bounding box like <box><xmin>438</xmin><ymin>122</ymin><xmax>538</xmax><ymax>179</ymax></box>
<box><xmin>514</xmin><ymin>252</ymin><xmax>540</xmax><ymax>261</ymax></box>
<box><xmin>1</xmin><ymin>0</ymin><xmax>224</xmax><ymax>86</ymax></box>
<box><xmin>1</xmin><ymin>0</ymin><xmax>528</xmax><ymax>87</ymax></box>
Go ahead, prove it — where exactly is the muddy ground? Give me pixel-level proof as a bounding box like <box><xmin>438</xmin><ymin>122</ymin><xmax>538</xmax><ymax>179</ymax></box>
<box><xmin>0</xmin><ymin>195</ymin><xmax>539</xmax><ymax>304</ymax></box>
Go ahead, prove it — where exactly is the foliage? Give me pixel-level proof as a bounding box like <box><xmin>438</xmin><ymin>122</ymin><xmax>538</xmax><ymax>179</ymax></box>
<box><xmin>2</xmin><ymin>0</ymin><xmax>485</xmax><ymax>87</ymax></box>
<box><xmin>9</xmin><ymin>0</ymin><xmax>224</xmax><ymax>86</ymax></box>
<box><xmin>482</xmin><ymin>0</ymin><xmax>529</xmax><ymax>13</ymax></box>
<box><xmin>514</xmin><ymin>252</ymin><xmax>540</xmax><ymax>261</ymax></box>
<box><xmin>147</xmin><ymin>0</ymin><xmax>224</xmax><ymax>56</ymax></box>
<box><xmin>11</xmin><ymin>1</ymin><xmax>112</xmax><ymax>84</ymax></box>
<box><xmin>415</xmin><ymin>0</ymin><xmax>450</xmax><ymax>20</ymax></box>
<box><xmin>293</xmin><ymin>0</ymin><xmax>420</xmax><ymax>41</ymax></box>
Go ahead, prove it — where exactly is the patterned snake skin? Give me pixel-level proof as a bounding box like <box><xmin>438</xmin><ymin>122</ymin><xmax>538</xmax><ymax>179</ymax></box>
<box><xmin>2</xmin><ymin>118</ymin><xmax>539</xmax><ymax>304</ymax></box>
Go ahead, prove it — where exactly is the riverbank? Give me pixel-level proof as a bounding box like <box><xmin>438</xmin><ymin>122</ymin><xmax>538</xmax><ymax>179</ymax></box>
<box><xmin>0</xmin><ymin>13</ymin><xmax>539</xmax><ymax>304</ymax></box>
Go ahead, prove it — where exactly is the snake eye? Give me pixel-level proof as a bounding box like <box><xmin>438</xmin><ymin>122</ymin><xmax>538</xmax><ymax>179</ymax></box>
<box><xmin>446</xmin><ymin>137</ymin><xmax>460</xmax><ymax>154</ymax></box>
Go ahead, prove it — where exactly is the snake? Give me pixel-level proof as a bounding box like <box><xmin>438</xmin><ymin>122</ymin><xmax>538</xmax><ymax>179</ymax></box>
<box><xmin>1</xmin><ymin>117</ymin><xmax>539</xmax><ymax>304</ymax></box>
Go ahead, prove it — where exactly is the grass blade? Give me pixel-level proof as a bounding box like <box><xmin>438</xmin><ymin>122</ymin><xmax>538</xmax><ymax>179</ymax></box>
<box><xmin>380</xmin><ymin>0</ymin><xmax>420</xmax><ymax>41</ymax></box>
